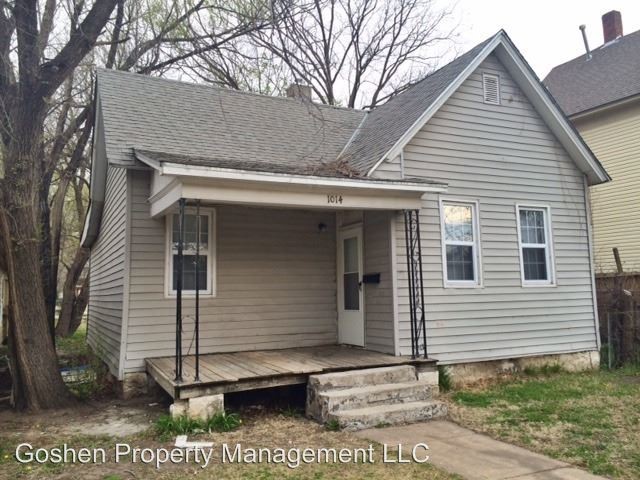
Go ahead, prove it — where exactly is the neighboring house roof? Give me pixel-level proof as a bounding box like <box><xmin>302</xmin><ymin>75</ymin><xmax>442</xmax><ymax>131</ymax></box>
<box><xmin>544</xmin><ymin>29</ymin><xmax>640</xmax><ymax>116</ymax></box>
<box><xmin>96</xmin><ymin>68</ymin><xmax>366</xmax><ymax>175</ymax></box>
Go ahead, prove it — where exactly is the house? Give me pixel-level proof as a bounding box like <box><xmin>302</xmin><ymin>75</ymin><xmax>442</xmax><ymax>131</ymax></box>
<box><xmin>82</xmin><ymin>30</ymin><xmax>609</xmax><ymax>423</ymax></box>
<box><xmin>545</xmin><ymin>10</ymin><xmax>640</xmax><ymax>274</ymax></box>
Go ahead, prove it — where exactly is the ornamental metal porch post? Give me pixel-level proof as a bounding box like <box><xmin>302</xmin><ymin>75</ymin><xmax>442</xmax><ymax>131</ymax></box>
<box><xmin>175</xmin><ymin>198</ymin><xmax>185</xmax><ymax>382</ymax></box>
<box><xmin>403</xmin><ymin>209</ymin><xmax>428</xmax><ymax>359</ymax></box>
<box><xmin>194</xmin><ymin>200</ymin><xmax>201</xmax><ymax>382</ymax></box>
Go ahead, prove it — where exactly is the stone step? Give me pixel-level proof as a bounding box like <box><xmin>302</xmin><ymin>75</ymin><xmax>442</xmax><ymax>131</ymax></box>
<box><xmin>328</xmin><ymin>401</ymin><xmax>448</xmax><ymax>432</ymax></box>
<box><xmin>311</xmin><ymin>381</ymin><xmax>435</xmax><ymax>421</ymax></box>
<box><xmin>308</xmin><ymin>365</ymin><xmax>417</xmax><ymax>393</ymax></box>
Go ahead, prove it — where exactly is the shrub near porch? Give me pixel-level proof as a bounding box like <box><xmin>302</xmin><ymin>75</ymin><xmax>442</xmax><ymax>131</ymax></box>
<box><xmin>448</xmin><ymin>366</ymin><xmax>640</xmax><ymax>479</ymax></box>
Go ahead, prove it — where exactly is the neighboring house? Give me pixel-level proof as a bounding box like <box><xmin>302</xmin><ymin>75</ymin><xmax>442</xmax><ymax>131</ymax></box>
<box><xmin>82</xmin><ymin>30</ymin><xmax>609</xmax><ymax>414</ymax></box>
<box><xmin>545</xmin><ymin>10</ymin><xmax>640</xmax><ymax>274</ymax></box>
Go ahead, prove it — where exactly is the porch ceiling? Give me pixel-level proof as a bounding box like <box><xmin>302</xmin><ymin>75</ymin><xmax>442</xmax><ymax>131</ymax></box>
<box><xmin>137</xmin><ymin>151</ymin><xmax>447</xmax><ymax>217</ymax></box>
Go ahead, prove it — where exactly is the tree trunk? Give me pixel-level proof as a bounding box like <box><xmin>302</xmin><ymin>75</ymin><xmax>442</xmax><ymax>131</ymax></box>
<box><xmin>0</xmin><ymin>98</ymin><xmax>74</xmax><ymax>410</ymax></box>
<box><xmin>69</xmin><ymin>275</ymin><xmax>89</xmax><ymax>335</ymax></box>
<box><xmin>56</xmin><ymin>247</ymin><xmax>89</xmax><ymax>337</ymax></box>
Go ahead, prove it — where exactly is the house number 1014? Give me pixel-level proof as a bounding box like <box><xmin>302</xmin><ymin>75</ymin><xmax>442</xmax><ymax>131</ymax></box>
<box><xmin>327</xmin><ymin>194</ymin><xmax>343</xmax><ymax>204</ymax></box>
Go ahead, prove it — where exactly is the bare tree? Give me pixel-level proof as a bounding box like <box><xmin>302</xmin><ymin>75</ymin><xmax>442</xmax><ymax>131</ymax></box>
<box><xmin>247</xmin><ymin>0</ymin><xmax>457</xmax><ymax>108</ymax></box>
<box><xmin>0</xmin><ymin>0</ymin><xmax>120</xmax><ymax>410</ymax></box>
<box><xmin>51</xmin><ymin>0</ymin><xmax>272</xmax><ymax>338</ymax></box>
<box><xmin>0</xmin><ymin>0</ymin><xmax>271</xmax><ymax>410</ymax></box>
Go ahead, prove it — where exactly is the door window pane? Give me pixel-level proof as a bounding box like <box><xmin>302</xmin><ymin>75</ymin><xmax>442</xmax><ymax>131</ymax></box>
<box><xmin>446</xmin><ymin>245</ymin><xmax>474</xmax><ymax>281</ymax></box>
<box><xmin>344</xmin><ymin>237</ymin><xmax>358</xmax><ymax>272</ymax></box>
<box><xmin>344</xmin><ymin>272</ymin><xmax>360</xmax><ymax>310</ymax></box>
<box><xmin>522</xmin><ymin>248</ymin><xmax>548</xmax><ymax>281</ymax></box>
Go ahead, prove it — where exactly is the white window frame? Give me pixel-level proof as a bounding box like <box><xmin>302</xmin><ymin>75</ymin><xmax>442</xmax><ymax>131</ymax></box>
<box><xmin>482</xmin><ymin>72</ymin><xmax>501</xmax><ymax>105</ymax></box>
<box><xmin>439</xmin><ymin>198</ymin><xmax>483</xmax><ymax>288</ymax></box>
<box><xmin>516</xmin><ymin>204</ymin><xmax>556</xmax><ymax>287</ymax></box>
<box><xmin>165</xmin><ymin>207</ymin><xmax>216</xmax><ymax>298</ymax></box>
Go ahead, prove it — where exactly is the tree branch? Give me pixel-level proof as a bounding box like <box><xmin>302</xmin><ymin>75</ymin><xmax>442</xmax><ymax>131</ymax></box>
<box><xmin>37</xmin><ymin>0</ymin><xmax>118</xmax><ymax>99</ymax></box>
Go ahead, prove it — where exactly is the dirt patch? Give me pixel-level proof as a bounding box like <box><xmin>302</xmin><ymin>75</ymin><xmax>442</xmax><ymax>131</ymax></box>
<box><xmin>0</xmin><ymin>397</ymin><xmax>164</xmax><ymax>439</ymax></box>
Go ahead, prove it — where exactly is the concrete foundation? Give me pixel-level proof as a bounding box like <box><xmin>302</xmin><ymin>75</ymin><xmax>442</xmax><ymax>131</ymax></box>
<box><xmin>120</xmin><ymin>372</ymin><xmax>148</xmax><ymax>399</ymax></box>
<box><xmin>445</xmin><ymin>350</ymin><xmax>600</xmax><ymax>387</ymax></box>
<box><xmin>170</xmin><ymin>394</ymin><xmax>224</xmax><ymax>421</ymax></box>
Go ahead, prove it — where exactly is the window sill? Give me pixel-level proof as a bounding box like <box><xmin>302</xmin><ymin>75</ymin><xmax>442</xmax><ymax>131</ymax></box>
<box><xmin>165</xmin><ymin>292</ymin><xmax>217</xmax><ymax>299</ymax></box>
<box><xmin>521</xmin><ymin>282</ymin><xmax>556</xmax><ymax>288</ymax></box>
<box><xmin>443</xmin><ymin>282</ymin><xmax>483</xmax><ymax>289</ymax></box>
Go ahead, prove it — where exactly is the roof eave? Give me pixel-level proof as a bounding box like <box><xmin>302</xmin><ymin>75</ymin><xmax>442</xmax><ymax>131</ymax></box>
<box><xmin>135</xmin><ymin>150</ymin><xmax>448</xmax><ymax>194</ymax></box>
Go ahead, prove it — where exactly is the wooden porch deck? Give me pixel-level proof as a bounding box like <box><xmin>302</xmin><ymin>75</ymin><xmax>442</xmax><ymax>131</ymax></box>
<box><xmin>146</xmin><ymin>345</ymin><xmax>436</xmax><ymax>399</ymax></box>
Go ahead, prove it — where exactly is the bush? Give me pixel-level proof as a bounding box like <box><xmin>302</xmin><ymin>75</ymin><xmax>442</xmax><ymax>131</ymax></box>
<box><xmin>438</xmin><ymin>365</ymin><xmax>452</xmax><ymax>392</ymax></box>
<box><xmin>155</xmin><ymin>412</ymin><xmax>242</xmax><ymax>439</ymax></box>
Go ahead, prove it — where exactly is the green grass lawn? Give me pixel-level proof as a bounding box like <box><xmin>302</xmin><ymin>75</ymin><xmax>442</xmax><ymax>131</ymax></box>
<box><xmin>448</xmin><ymin>366</ymin><xmax>640</xmax><ymax>479</ymax></box>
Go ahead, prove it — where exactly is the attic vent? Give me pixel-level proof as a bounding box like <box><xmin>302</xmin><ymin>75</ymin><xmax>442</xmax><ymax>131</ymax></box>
<box><xmin>482</xmin><ymin>73</ymin><xmax>500</xmax><ymax>105</ymax></box>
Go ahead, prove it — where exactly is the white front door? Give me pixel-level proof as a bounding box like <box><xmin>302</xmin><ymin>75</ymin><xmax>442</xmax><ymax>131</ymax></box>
<box><xmin>337</xmin><ymin>225</ymin><xmax>365</xmax><ymax>346</ymax></box>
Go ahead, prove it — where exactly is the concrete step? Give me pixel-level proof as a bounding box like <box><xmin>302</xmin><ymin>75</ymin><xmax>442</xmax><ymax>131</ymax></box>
<box><xmin>328</xmin><ymin>400</ymin><xmax>448</xmax><ymax>432</ymax></box>
<box><xmin>313</xmin><ymin>381</ymin><xmax>435</xmax><ymax>421</ymax></box>
<box><xmin>308</xmin><ymin>365</ymin><xmax>417</xmax><ymax>393</ymax></box>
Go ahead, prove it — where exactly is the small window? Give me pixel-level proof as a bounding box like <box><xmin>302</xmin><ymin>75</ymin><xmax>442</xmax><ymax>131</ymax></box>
<box><xmin>440</xmin><ymin>200</ymin><xmax>482</xmax><ymax>287</ymax></box>
<box><xmin>517</xmin><ymin>206</ymin><xmax>555</xmax><ymax>286</ymax></box>
<box><xmin>482</xmin><ymin>73</ymin><xmax>500</xmax><ymax>105</ymax></box>
<box><xmin>166</xmin><ymin>209</ymin><xmax>216</xmax><ymax>296</ymax></box>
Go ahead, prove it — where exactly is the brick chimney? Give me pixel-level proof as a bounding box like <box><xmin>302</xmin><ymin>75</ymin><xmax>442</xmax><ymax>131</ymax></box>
<box><xmin>602</xmin><ymin>10</ymin><xmax>623</xmax><ymax>43</ymax></box>
<box><xmin>286</xmin><ymin>82</ymin><xmax>312</xmax><ymax>101</ymax></box>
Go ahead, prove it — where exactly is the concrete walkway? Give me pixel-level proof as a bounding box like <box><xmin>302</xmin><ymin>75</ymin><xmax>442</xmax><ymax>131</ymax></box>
<box><xmin>356</xmin><ymin>421</ymin><xmax>606</xmax><ymax>479</ymax></box>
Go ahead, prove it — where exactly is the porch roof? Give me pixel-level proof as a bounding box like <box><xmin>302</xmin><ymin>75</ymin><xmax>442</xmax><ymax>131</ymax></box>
<box><xmin>136</xmin><ymin>149</ymin><xmax>447</xmax><ymax>216</ymax></box>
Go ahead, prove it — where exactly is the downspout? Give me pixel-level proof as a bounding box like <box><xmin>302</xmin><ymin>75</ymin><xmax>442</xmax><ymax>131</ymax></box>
<box><xmin>81</xmin><ymin>75</ymin><xmax>105</xmax><ymax>249</ymax></box>
<box><xmin>583</xmin><ymin>175</ymin><xmax>601</xmax><ymax>350</ymax></box>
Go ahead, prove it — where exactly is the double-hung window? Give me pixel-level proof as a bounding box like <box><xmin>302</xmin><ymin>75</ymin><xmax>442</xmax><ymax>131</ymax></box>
<box><xmin>440</xmin><ymin>200</ymin><xmax>481</xmax><ymax>287</ymax></box>
<box><xmin>165</xmin><ymin>209</ymin><xmax>215</xmax><ymax>296</ymax></box>
<box><xmin>517</xmin><ymin>206</ymin><xmax>555</xmax><ymax>286</ymax></box>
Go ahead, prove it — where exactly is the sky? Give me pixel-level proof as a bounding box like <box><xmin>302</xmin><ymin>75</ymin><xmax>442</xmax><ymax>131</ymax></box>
<box><xmin>452</xmin><ymin>0</ymin><xmax>640</xmax><ymax>78</ymax></box>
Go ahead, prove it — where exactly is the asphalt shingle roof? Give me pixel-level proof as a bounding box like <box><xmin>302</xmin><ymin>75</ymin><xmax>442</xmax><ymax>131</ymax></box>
<box><xmin>97</xmin><ymin>34</ymin><xmax>498</xmax><ymax>178</ymax></box>
<box><xmin>338</xmin><ymin>36</ymin><xmax>494</xmax><ymax>172</ymax></box>
<box><xmin>544</xmin><ymin>29</ymin><xmax>640</xmax><ymax>116</ymax></box>
<box><xmin>97</xmin><ymin>69</ymin><xmax>366</xmax><ymax>175</ymax></box>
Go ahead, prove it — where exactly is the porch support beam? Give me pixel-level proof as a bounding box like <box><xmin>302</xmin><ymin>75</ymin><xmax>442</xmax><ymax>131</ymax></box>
<box><xmin>174</xmin><ymin>198</ymin><xmax>185</xmax><ymax>382</ymax></box>
<box><xmin>150</xmin><ymin>178</ymin><xmax>429</xmax><ymax>217</ymax></box>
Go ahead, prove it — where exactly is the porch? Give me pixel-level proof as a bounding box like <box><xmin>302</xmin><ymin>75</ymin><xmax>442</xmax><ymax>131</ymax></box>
<box><xmin>146</xmin><ymin>345</ymin><xmax>436</xmax><ymax>400</ymax></box>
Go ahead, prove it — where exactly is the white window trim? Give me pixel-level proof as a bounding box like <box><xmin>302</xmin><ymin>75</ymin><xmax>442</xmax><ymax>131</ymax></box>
<box><xmin>439</xmin><ymin>198</ymin><xmax>483</xmax><ymax>288</ymax></box>
<box><xmin>165</xmin><ymin>207</ymin><xmax>217</xmax><ymax>298</ymax></box>
<box><xmin>482</xmin><ymin>72</ymin><xmax>501</xmax><ymax>105</ymax></box>
<box><xmin>515</xmin><ymin>204</ymin><xmax>556</xmax><ymax>287</ymax></box>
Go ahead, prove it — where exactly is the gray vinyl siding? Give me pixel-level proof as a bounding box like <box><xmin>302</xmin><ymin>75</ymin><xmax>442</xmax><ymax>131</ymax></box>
<box><xmin>372</xmin><ymin>155</ymin><xmax>403</xmax><ymax>180</ymax></box>
<box><xmin>87</xmin><ymin>165</ymin><xmax>127</xmax><ymax>376</ymax></box>
<box><xmin>383</xmin><ymin>54</ymin><xmax>598</xmax><ymax>363</ymax></box>
<box><xmin>363</xmin><ymin>211</ymin><xmax>395</xmax><ymax>354</ymax></box>
<box><xmin>124</xmin><ymin>170</ymin><xmax>338</xmax><ymax>373</ymax></box>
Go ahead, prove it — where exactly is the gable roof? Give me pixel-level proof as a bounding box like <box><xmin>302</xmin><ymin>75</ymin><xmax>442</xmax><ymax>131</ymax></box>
<box><xmin>338</xmin><ymin>36</ymin><xmax>495</xmax><ymax>172</ymax></box>
<box><xmin>354</xmin><ymin>30</ymin><xmax>610</xmax><ymax>185</ymax></box>
<box><xmin>544</xmin><ymin>29</ymin><xmax>640</xmax><ymax>116</ymax></box>
<box><xmin>95</xmin><ymin>30</ymin><xmax>609</xmax><ymax>186</ymax></box>
<box><xmin>96</xmin><ymin>69</ymin><xmax>365</xmax><ymax>175</ymax></box>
